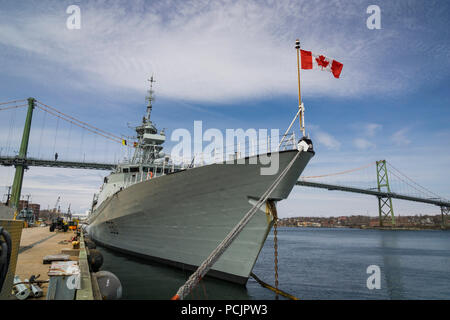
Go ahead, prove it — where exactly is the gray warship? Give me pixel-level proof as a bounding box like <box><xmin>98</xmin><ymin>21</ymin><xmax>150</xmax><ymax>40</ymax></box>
<box><xmin>87</xmin><ymin>78</ymin><xmax>315</xmax><ymax>284</ymax></box>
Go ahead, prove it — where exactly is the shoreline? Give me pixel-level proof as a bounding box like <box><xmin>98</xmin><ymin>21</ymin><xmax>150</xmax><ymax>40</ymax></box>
<box><xmin>277</xmin><ymin>225</ymin><xmax>450</xmax><ymax>231</ymax></box>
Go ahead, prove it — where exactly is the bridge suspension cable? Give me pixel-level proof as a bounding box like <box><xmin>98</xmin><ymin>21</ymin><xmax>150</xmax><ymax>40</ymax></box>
<box><xmin>35</xmin><ymin>100</ymin><xmax>123</xmax><ymax>142</ymax></box>
<box><xmin>300</xmin><ymin>161</ymin><xmax>376</xmax><ymax>179</ymax></box>
<box><xmin>297</xmin><ymin>159</ymin><xmax>449</xmax><ymax>209</ymax></box>
<box><xmin>34</xmin><ymin>101</ymin><xmax>124</xmax><ymax>145</ymax></box>
<box><xmin>386</xmin><ymin>161</ymin><xmax>448</xmax><ymax>202</ymax></box>
<box><xmin>36</xmin><ymin>109</ymin><xmax>47</xmax><ymax>159</ymax></box>
<box><xmin>0</xmin><ymin>101</ymin><xmax>28</xmax><ymax>156</ymax></box>
<box><xmin>1</xmin><ymin>98</ymin><xmax>136</xmax><ymax>165</ymax></box>
<box><xmin>0</xmin><ymin>99</ymin><xmax>26</xmax><ymax>106</ymax></box>
<box><xmin>0</xmin><ymin>98</ymin><xmax>126</xmax><ymax>146</ymax></box>
<box><xmin>0</xmin><ymin>104</ymin><xmax>28</xmax><ymax>112</ymax></box>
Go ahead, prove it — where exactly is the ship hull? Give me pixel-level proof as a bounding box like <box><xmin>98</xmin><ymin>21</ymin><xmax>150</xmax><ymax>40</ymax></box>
<box><xmin>87</xmin><ymin>149</ymin><xmax>314</xmax><ymax>284</ymax></box>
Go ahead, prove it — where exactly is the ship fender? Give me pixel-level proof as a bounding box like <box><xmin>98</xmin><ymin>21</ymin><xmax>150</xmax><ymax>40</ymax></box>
<box><xmin>88</xmin><ymin>249</ymin><xmax>103</xmax><ymax>272</ymax></box>
<box><xmin>94</xmin><ymin>271</ymin><xmax>122</xmax><ymax>300</ymax></box>
<box><xmin>84</xmin><ymin>238</ymin><xmax>96</xmax><ymax>249</ymax></box>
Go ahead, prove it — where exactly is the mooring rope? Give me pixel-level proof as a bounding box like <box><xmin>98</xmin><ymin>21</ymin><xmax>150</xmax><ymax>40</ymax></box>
<box><xmin>171</xmin><ymin>149</ymin><xmax>304</xmax><ymax>300</ymax></box>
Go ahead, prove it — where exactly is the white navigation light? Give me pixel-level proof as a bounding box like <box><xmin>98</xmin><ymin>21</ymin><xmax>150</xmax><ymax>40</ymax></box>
<box><xmin>297</xmin><ymin>140</ymin><xmax>309</xmax><ymax>152</ymax></box>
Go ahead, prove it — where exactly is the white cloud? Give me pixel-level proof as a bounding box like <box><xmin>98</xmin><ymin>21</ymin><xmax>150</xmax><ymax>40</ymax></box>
<box><xmin>364</xmin><ymin>123</ymin><xmax>382</xmax><ymax>137</ymax></box>
<box><xmin>353</xmin><ymin>138</ymin><xmax>375</xmax><ymax>150</ymax></box>
<box><xmin>391</xmin><ymin>128</ymin><xmax>411</xmax><ymax>146</ymax></box>
<box><xmin>314</xmin><ymin>130</ymin><xmax>341</xmax><ymax>150</ymax></box>
<box><xmin>1</xmin><ymin>0</ymin><xmax>448</xmax><ymax>216</ymax></box>
<box><xmin>0</xmin><ymin>0</ymin><xmax>443</xmax><ymax>104</ymax></box>
<box><xmin>349</xmin><ymin>123</ymin><xmax>380</xmax><ymax>150</ymax></box>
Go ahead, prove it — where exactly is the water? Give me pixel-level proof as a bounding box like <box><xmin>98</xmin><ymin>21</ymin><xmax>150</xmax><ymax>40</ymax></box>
<box><xmin>96</xmin><ymin>227</ymin><xmax>450</xmax><ymax>300</ymax></box>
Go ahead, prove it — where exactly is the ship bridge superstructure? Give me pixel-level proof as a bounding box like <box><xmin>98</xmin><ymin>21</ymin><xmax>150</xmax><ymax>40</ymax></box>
<box><xmin>130</xmin><ymin>76</ymin><xmax>167</xmax><ymax>166</ymax></box>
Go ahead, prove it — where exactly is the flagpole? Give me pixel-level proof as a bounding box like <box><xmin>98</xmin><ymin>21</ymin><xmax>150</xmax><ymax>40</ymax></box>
<box><xmin>295</xmin><ymin>39</ymin><xmax>305</xmax><ymax>137</ymax></box>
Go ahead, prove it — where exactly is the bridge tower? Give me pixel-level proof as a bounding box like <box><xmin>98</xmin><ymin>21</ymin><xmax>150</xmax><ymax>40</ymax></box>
<box><xmin>9</xmin><ymin>97</ymin><xmax>35</xmax><ymax>219</ymax></box>
<box><xmin>376</xmin><ymin>160</ymin><xmax>395</xmax><ymax>227</ymax></box>
<box><xmin>441</xmin><ymin>206</ymin><xmax>449</xmax><ymax>228</ymax></box>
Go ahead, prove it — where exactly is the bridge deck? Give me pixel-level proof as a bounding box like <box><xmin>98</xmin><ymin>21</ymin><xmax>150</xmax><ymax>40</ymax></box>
<box><xmin>296</xmin><ymin>180</ymin><xmax>450</xmax><ymax>208</ymax></box>
<box><xmin>2</xmin><ymin>155</ymin><xmax>449</xmax><ymax>208</ymax></box>
<box><xmin>0</xmin><ymin>156</ymin><xmax>115</xmax><ymax>171</ymax></box>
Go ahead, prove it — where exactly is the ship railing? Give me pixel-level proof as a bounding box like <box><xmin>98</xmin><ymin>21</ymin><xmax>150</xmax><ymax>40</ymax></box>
<box><xmin>121</xmin><ymin>132</ymin><xmax>298</xmax><ymax>186</ymax></box>
<box><xmin>168</xmin><ymin>132</ymin><xmax>298</xmax><ymax>169</ymax></box>
<box><xmin>122</xmin><ymin>161</ymin><xmax>187</xmax><ymax>187</ymax></box>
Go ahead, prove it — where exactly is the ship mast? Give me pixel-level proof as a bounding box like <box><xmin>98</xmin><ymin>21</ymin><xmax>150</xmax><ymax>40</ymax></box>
<box><xmin>129</xmin><ymin>76</ymin><xmax>165</xmax><ymax>165</ymax></box>
<box><xmin>295</xmin><ymin>39</ymin><xmax>306</xmax><ymax>137</ymax></box>
<box><xmin>146</xmin><ymin>76</ymin><xmax>156</xmax><ymax>123</ymax></box>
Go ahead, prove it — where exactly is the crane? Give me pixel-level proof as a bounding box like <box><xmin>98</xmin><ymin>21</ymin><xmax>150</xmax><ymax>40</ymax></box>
<box><xmin>53</xmin><ymin>196</ymin><xmax>61</xmax><ymax>214</ymax></box>
<box><xmin>66</xmin><ymin>204</ymin><xmax>71</xmax><ymax>220</ymax></box>
<box><xmin>49</xmin><ymin>196</ymin><xmax>68</xmax><ymax>232</ymax></box>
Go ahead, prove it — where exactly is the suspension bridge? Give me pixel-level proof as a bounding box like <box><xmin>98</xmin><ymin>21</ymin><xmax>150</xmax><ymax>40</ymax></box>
<box><xmin>297</xmin><ymin>160</ymin><xmax>450</xmax><ymax>227</ymax></box>
<box><xmin>0</xmin><ymin>97</ymin><xmax>449</xmax><ymax>227</ymax></box>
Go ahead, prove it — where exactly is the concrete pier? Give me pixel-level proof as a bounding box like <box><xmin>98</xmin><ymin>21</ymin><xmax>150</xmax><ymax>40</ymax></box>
<box><xmin>12</xmin><ymin>226</ymin><xmax>97</xmax><ymax>300</ymax></box>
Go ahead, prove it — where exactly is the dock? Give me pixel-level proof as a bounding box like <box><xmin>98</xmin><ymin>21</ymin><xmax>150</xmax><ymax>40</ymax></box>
<box><xmin>12</xmin><ymin>226</ymin><xmax>100</xmax><ymax>300</ymax></box>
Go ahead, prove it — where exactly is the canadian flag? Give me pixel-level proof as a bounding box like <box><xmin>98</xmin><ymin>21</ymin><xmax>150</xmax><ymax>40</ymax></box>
<box><xmin>300</xmin><ymin>49</ymin><xmax>343</xmax><ymax>78</ymax></box>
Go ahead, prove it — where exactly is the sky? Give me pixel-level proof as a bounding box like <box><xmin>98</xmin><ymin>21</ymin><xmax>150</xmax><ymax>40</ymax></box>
<box><xmin>0</xmin><ymin>0</ymin><xmax>449</xmax><ymax>217</ymax></box>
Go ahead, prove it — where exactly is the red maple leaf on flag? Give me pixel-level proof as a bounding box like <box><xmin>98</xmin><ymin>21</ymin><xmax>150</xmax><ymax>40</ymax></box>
<box><xmin>315</xmin><ymin>55</ymin><xmax>329</xmax><ymax>69</ymax></box>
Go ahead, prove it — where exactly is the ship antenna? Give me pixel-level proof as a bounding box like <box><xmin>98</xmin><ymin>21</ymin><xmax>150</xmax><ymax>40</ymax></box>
<box><xmin>146</xmin><ymin>75</ymin><xmax>156</xmax><ymax>122</ymax></box>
